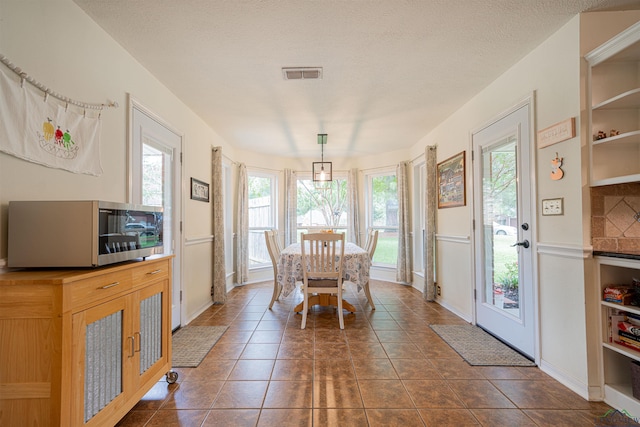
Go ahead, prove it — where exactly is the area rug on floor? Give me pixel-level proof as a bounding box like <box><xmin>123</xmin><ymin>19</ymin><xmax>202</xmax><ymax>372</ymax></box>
<box><xmin>171</xmin><ymin>325</ymin><xmax>228</xmax><ymax>368</ymax></box>
<box><xmin>430</xmin><ymin>324</ymin><xmax>535</xmax><ymax>366</ymax></box>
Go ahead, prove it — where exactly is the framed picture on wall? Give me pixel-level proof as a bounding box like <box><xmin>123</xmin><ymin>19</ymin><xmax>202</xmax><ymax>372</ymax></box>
<box><xmin>437</xmin><ymin>151</ymin><xmax>466</xmax><ymax>208</ymax></box>
<box><xmin>190</xmin><ymin>178</ymin><xmax>210</xmax><ymax>202</ymax></box>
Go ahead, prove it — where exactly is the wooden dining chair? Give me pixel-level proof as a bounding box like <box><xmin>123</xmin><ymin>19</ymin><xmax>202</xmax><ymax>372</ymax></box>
<box><xmin>300</xmin><ymin>232</ymin><xmax>346</xmax><ymax>329</ymax></box>
<box><xmin>264</xmin><ymin>229</ymin><xmax>283</xmax><ymax>309</ymax></box>
<box><xmin>363</xmin><ymin>229</ymin><xmax>378</xmax><ymax>309</ymax></box>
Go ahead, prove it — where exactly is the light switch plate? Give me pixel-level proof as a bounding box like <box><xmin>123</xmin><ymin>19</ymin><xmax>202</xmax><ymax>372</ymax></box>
<box><xmin>542</xmin><ymin>198</ymin><xmax>564</xmax><ymax>215</ymax></box>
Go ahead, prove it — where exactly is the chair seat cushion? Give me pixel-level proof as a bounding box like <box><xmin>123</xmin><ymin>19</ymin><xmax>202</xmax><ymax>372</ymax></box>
<box><xmin>307</xmin><ymin>279</ymin><xmax>339</xmax><ymax>288</ymax></box>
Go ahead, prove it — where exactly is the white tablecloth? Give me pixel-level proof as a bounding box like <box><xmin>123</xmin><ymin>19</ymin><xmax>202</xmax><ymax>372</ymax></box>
<box><xmin>276</xmin><ymin>242</ymin><xmax>371</xmax><ymax>297</ymax></box>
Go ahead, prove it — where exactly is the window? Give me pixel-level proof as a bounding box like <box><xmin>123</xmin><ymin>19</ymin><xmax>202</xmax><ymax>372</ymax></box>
<box><xmin>367</xmin><ymin>171</ymin><xmax>398</xmax><ymax>266</ymax></box>
<box><xmin>248</xmin><ymin>172</ymin><xmax>277</xmax><ymax>268</ymax></box>
<box><xmin>296</xmin><ymin>176</ymin><xmax>348</xmax><ymax>241</ymax></box>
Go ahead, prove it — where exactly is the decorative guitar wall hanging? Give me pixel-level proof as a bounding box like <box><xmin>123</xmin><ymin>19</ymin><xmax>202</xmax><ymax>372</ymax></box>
<box><xmin>551</xmin><ymin>153</ymin><xmax>564</xmax><ymax>181</ymax></box>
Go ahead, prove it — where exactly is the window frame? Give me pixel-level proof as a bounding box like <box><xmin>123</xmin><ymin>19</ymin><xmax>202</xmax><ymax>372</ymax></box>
<box><xmin>365</xmin><ymin>169</ymin><xmax>399</xmax><ymax>267</ymax></box>
<box><xmin>295</xmin><ymin>172</ymin><xmax>348</xmax><ymax>241</ymax></box>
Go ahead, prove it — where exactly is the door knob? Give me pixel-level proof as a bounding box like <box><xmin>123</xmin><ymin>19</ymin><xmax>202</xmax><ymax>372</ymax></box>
<box><xmin>512</xmin><ymin>240</ymin><xmax>530</xmax><ymax>249</ymax></box>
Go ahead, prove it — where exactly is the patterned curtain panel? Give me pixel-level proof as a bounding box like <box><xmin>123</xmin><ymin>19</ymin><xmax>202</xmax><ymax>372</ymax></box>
<box><xmin>347</xmin><ymin>168</ymin><xmax>361</xmax><ymax>246</ymax></box>
<box><xmin>284</xmin><ymin>169</ymin><xmax>297</xmax><ymax>247</ymax></box>
<box><xmin>424</xmin><ymin>145</ymin><xmax>437</xmax><ymax>301</ymax></box>
<box><xmin>211</xmin><ymin>147</ymin><xmax>227</xmax><ymax>303</ymax></box>
<box><xmin>396</xmin><ymin>161</ymin><xmax>412</xmax><ymax>283</ymax></box>
<box><xmin>236</xmin><ymin>163</ymin><xmax>249</xmax><ymax>284</ymax></box>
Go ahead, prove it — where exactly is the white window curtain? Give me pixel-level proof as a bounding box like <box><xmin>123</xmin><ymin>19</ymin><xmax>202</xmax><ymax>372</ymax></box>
<box><xmin>236</xmin><ymin>163</ymin><xmax>249</xmax><ymax>284</ymax></box>
<box><xmin>347</xmin><ymin>168</ymin><xmax>360</xmax><ymax>246</ymax></box>
<box><xmin>424</xmin><ymin>145</ymin><xmax>437</xmax><ymax>301</ymax></box>
<box><xmin>396</xmin><ymin>161</ymin><xmax>412</xmax><ymax>283</ymax></box>
<box><xmin>284</xmin><ymin>168</ymin><xmax>297</xmax><ymax>247</ymax></box>
<box><xmin>211</xmin><ymin>147</ymin><xmax>227</xmax><ymax>303</ymax></box>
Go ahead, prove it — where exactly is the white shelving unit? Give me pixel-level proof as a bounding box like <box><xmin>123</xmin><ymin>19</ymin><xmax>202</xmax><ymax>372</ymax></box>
<box><xmin>596</xmin><ymin>256</ymin><xmax>640</xmax><ymax>417</ymax></box>
<box><xmin>587</xmin><ymin>22</ymin><xmax>640</xmax><ymax>186</ymax></box>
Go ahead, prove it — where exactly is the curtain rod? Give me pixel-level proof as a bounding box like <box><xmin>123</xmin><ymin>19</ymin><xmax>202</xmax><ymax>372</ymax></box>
<box><xmin>0</xmin><ymin>53</ymin><xmax>118</xmax><ymax>111</ymax></box>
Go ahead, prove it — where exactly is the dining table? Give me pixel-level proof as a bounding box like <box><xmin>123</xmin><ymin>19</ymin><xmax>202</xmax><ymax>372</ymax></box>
<box><xmin>276</xmin><ymin>241</ymin><xmax>371</xmax><ymax>313</ymax></box>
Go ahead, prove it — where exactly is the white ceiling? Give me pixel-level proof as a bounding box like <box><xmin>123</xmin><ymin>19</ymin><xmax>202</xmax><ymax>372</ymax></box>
<box><xmin>73</xmin><ymin>0</ymin><xmax>640</xmax><ymax>159</ymax></box>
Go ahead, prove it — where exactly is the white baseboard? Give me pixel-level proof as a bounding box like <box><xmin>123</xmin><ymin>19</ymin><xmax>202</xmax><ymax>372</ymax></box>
<box><xmin>539</xmin><ymin>359</ymin><xmax>590</xmax><ymax>400</ymax></box>
<box><xmin>186</xmin><ymin>300</ymin><xmax>214</xmax><ymax>325</ymax></box>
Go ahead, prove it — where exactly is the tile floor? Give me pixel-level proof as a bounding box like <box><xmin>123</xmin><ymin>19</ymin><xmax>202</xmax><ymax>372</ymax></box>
<box><xmin>116</xmin><ymin>280</ymin><xmax>635</xmax><ymax>426</ymax></box>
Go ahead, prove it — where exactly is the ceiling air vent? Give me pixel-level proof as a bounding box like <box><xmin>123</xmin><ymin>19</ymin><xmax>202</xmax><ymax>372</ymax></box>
<box><xmin>282</xmin><ymin>67</ymin><xmax>323</xmax><ymax>80</ymax></box>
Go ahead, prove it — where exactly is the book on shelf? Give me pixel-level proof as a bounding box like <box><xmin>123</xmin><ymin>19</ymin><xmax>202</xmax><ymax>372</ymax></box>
<box><xmin>614</xmin><ymin>338</ymin><xmax>640</xmax><ymax>353</ymax></box>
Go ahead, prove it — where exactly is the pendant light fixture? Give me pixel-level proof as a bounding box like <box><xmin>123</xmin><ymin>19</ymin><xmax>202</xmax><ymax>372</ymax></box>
<box><xmin>313</xmin><ymin>133</ymin><xmax>332</xmax><ymax>184</ymax></box>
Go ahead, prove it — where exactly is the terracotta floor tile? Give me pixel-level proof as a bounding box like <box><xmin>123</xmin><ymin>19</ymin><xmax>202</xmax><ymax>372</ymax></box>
<box><xmin>314</xmin><ymin>358</ymin><xmax>357</xmax><ymax>380</ymax></box>
<box><xmin>256</xmin><ymin>408</ymin><xmax>312</xmax><ymax>427</ymax></box>
<box><xmin>381</xmin><ymin>342</ymin><xmax>424</xmax><ymax>359</ymax></box>
<box><xmin>429</xmin><ymin>358</ymin><xmax>485</xmax><ymax>380</ymax></box>
<box><xmin>313</xmin><ymin>380</ymin><xmax>364</xmax><ymax>408</ymax></box>
<box><xmin>365</xmin><ymin>408</ymin><xmax>425</xmax><ymax>426</ymax></box>
<box><xmin>131</xmin><ymin>381</ymin><xmax>176</xmax><ymax>410</ymax></box>
<box><xmin>115</xmin><ymin>410</ymin><xmax>155</xmax><ymax>426</ymax></box>
<box><xmin>201</xmin><ymin>409</ymin><xmax>260</xmax><ymax>426</ymax></box>
<box><xmin>263</xmin><ymin>380</ymin><xmax>313</xmax><ymax>408</ymax></box>
<box><xmin>215</xmin><ymin>330</ymin><xmax>254</xmax><ymax>344</ymax></box>
<box><xmin>471</xmin><ymin>408</ymin><xmax>537</xmax><ymax>426</ymax></box>
<box><xmin>191</xmin><ymin>358</ymin><xmax>236</xmax><ymax>380</ymax></box>
<box><xmin>391</xmin><ymin>358</ymin><xmax>442</xmax><ymax>380</ymax></box>
<box><xmin>418</xmin><ymin>408</ymin><xmax>480</xmax><ymax>426</ymax></box>
<box><xmin>271</xmin><ymin>359</ymin><xmax>314</xmax><ymax>381</ymax></box>
<box><xmin>374</xmin><ymin>330</ymin><xmax>412</xmax><ymax>342</ymax></box>
<box><xmin>256</xmin><ymin>320</ymin><xmax>286</xmax><ymax>331</ymax></box>
<box><xmin>523</xmin><ymin>409</ymin><xmax>604</xmax><ymax>426</ymax></box>
<box><xmin>227</xmin><ymin>359</ymin><xmax>275</xmax><ymax>381</ymax></box>
<box><xmin>212</xmin><ymin>381</ymin><xmax>268</xmax><ymax>409</ymax></box>
<box><xmin>352</xmin><ymin>358</ymin><xmax>398</xmax><ymax>379</ymax></box>
<box><xmin>403</xmin><ymin>379</ymin><xmax>465</xmax><ymax>409</ymax></box>
<box><xmin>347</xmin><ymin>341</ymin><xmax>388</xmax><ymax>358</ymax></box>
<box><xmin>144</xmin><ymin>409</ymin><xmax>209</xmax><ymax>426</ymax></box>
<box><xmin>249</xmin><ymin>330</ymin><xmax>284</xmax><ymax>344</ymax></box>
<box><xmin>477</xmin><ymin>366</ymin><xmax>531</xmax><ymax>380</ymax></box>
<box><xmin>315</xmin><ymin>340</ymin><xmax>349</xmax><ymax>359</ymax></box>
<box><xmin>358</xmin><ymin>379</ymin><xmax>415</xmax><ymax>408</ymax></box>
<box><xmin>228</xmin><ymin>320</ymin><xmax>260</xmax><ymax>331</ymax></box>
<box><xmin>239</xmin><ymin>343</ymin><xmax>280</xmax><ymax>359</ymax></box>
<box><xmin>447</xmin><ymin>379</ymin><xmax>516</xmax><ymax>409</ymax></box>
<box><xmin>206</xmin><ymin>342</ymin><xmax>246</xmax><ymax>359</ymax></box>
<box><xmin>491</xmin><ymin>379</ymin><xmax>567</xmax><ymax>409</ymax></box>
<box><xmin>277</xmin><ymin>342</ymin><xmax>315</xmax><ymax>359</ymax></box>
<box><xmin>160</xmin><ymin>380</ymin><xmax>223</xmax><ymax>409</ymax></box>
<box><xmin>313</xmin><ymin>408</ymin><xmax>368</xmax><ymax>426</ymax></box>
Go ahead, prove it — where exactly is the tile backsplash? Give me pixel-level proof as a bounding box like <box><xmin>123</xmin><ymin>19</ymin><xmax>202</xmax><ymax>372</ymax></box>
<box><xmin>591</xmin><ymin>183</ymin><xmax>640</xmax><ymax>253</ymax></box>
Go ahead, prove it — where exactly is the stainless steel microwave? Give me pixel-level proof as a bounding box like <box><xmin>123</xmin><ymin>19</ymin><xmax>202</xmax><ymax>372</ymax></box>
<box><xmin>8</xmin><ymin>200</ymin><xmax>164</xmax><ymax>268</ymax></box>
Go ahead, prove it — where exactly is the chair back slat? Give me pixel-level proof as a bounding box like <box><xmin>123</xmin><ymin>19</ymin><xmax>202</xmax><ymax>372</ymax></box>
<box><xmin>301</xmin><ymin>232</ymin><xmax>345</xmax><ymax>281</ymax></box>
<box><xmin>364</xmin><ymin>229</ymin><xmax>379</xmax><ymax>260</ymax></box>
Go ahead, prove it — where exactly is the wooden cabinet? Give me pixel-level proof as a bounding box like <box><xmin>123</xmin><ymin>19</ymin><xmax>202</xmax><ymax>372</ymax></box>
<box><xmin>595</xmin><ymin>256</ymin><xmax>640</xmax><ymax>417</ymax></box>
<box><xmin>587</xmin><ymin>22</ymin><xmax>640</xmax><ymax>186</ymax></box>
<box><xmin>0</xmin><ymin>255</ymin><xmax>174</xmax><ymax>427</ymax></box>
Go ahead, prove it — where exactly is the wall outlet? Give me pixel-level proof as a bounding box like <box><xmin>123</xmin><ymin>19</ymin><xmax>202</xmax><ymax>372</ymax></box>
<box><xmin>436</xmin><ymin>285</ymin><xmax>441</xmax><ymax>296</ymax></box>
<box><xmin>542</xmin><ymin>198</ymin><xmax>564</xmax><ymax>215</ymax></box>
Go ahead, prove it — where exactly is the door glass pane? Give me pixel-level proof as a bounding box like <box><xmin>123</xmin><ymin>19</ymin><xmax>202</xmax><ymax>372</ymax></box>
<box><xmin>143</xmin><ymin>143</ymin><xmax>172</xmax><ymax>254</ymax></box>
<box><xmin>481</xmin><ymin>136</ymin><xmax>520</xmax><ymax>317</ymax></box>
<box><xmin>248</xmin><ymin>175</ymin><xmax>273</xmax><ymax>267</ymax></box>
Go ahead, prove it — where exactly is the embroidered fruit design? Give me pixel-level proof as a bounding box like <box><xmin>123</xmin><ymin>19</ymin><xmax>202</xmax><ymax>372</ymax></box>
<box><xmin>42</xmin><ymin>118</ymin><xmax>54</xmax><ymax>141</ymax></box>
<box><xmin>62</xmin><ymin>130</ymin><xmax>75</xmax><ymax>149</ymax></box>
<box><xmin>55</xmin><ymin>126</ymin><xmax>64</xmax><ymax>144</ymax></box>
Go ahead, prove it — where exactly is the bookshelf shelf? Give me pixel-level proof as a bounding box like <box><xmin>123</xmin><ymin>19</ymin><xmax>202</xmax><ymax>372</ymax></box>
<box><xmin>596</xmin><ymin>256</ymin><xmax>640</xmax><ymax>418</ymax></box>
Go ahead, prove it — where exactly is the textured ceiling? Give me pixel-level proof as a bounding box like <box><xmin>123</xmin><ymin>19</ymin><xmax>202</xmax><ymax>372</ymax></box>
<box><xmin>74</xmin><ymin>0</ymin><xmax>640</xmax><ymax>159</ymax></box>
